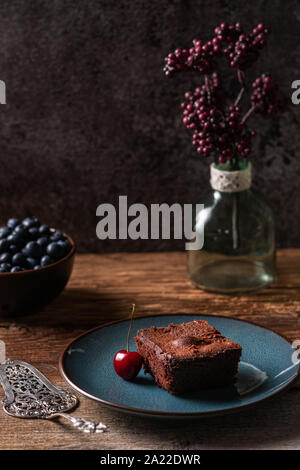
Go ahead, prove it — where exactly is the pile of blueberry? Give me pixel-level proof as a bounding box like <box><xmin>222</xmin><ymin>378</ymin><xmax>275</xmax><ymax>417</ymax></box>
<box><xmin>0</xmin><ymin>217</ymin><xmax>72</xmax><ymax>273</ymax></box>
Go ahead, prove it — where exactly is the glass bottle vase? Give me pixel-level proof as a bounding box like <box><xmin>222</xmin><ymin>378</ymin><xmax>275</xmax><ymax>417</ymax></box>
<box><xmin>187</xmin><ymin>163</ymin><xmax>276</xmax><ymax>293</ymax></box>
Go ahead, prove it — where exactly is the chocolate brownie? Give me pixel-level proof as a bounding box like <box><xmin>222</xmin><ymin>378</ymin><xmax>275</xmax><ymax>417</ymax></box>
<box><xmin>134</xmin><ymin>320</ymin><xmax>242</xmax><ymax>395</ymax></box>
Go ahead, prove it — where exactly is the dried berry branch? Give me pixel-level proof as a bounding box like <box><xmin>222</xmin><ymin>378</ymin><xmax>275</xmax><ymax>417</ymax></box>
<box><xmin>234</xmin><ymin>70</ymin><xmax>246</xmax><ymax>107</ymax></box>
<box><xmin>164</xmin><ymin>22</ymin><xmax>285</xmax><ymax>167</ymax></box>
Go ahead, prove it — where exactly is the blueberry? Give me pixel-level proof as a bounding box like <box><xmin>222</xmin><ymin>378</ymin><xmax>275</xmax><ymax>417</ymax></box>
<box><xmin>57</xmin><ymin>239</ymin><xmax>71</xmax><ymax>256</ymax></box>
<box><xmin>0</xmin><ymin>226</ymin><xmax>11</xmax><ymax>239</ymax></box>
<box><xmin>65</xmin><ymin>239</ymin><xmax>72</xmax><ymax>251</ymax></box>
<box><xmin>10</xmin><ymin>231</ymin><xmax>26</xmax><ymax>247</ymax></box>
<box><xmin>39</xmin><ymin>224</ymin><xmax>51</xmax><ymax>236</ymax></box>
<box><xmin>37</xmin><ymin>237</ymin><xmax>49</xmax><ymax>249</ymax></box>
<box><xmin>12</xmin><ymin>252</ymin><xmax>27</xmax><ymax>267</ymax></box>
<box><xmin>11</xmin><ymin>266</ymin><xmax>23</xmax><ymax>272</ymax></box>
<box><xmin>7</xmin><ymin>218</ymin><xmax>20</xmax><ymax>229</ymax></box>
<box><xmin>0</xmin><ymin>267</ymin><xmax>7</xmax><ymax>273</ymax></box>
<box><xmin>50</xmin><ymin>231</ymin><xmax>63</xmax><ymax>241</ymax></box>
<box><xmin>28</xmin><ymin>227</ymin><xmax>39</xmax><ymax>239</ymax></box>
<box><xmin>0</xmin><ymin>239</ymin><xmax>10</xmax><ymax>254</ymax></box>
<box><xmin>9</xmin><ymin>244</ymin><xmax>18</xmax><ymax>254</ymax></box>
<box><xmin>22</xmin><ymin>217</ymin><xmax>40</xmax><ymax>229</ymax></box>
<box><xmin>34</xmin><ymin>265</ymin><xmax>41</xmax><ymax>270</ymax></box>
<box><xmin>13</xmin><ymin>224</ymin><xmax>27</xmax><ymax>235</ymax></box>
<box><xmin>23</xmin><ymin>241</ymin><xmax>42</xmax><ymax>258</ymax></box>
<box><xmin>40</xmin><ymin>255</ymin><xmax>54</xmax><ymax>267</ymax></box>
<box><xmin>26</xmin><ymin>257</ymin><xmax>38</xmax><ymax>269</ymax></box>
<box><xmin>46</xmin><ymin>242</ymin><xmax>65</xmax><ymax>260</ymax></box>
<box><xmin>0</xmin><ymin>263</ymin><xmax>11</xmax><ymax>271</ymax></box>
<box><xmin>0</xmin><ymin>252</ymin><xmax>11</xmax><ymax>263</ymax></box>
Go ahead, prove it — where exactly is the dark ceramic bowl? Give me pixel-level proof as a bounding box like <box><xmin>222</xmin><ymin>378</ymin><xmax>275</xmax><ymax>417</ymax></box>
<box><xmin>0</xmin><ymin>234</ymin><xmax>76</xmax><ymax>317</ymax></box>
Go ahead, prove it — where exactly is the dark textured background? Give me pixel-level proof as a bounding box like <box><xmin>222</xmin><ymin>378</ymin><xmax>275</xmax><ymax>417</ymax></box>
<box><xmin>0</xmin><ymin>0</ymin><xmax>299</xmax><ymax>252</ymax></box>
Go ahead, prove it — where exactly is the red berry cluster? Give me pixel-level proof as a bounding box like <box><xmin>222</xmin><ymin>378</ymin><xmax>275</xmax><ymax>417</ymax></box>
<box><xmin>164</xmin><ymin>22</ymin><xmax>268</xmax><ymax>77</ymax></box>
<box><xmin>181</xmin><ymin>81</ymin><xmax>256</xmax><ymax>163</ymax></box>
<box><xmin>164</xmin><ymin>39</ymin><xmax>218</xmax><ymax>77</ymax></box>
<box><xmin>217</xmin><ymin>22</ymin><xmax>268</xmax><ymax>70</ymax></box>
<box><xmin>251</xmin><ymin>74</ymin><xmax>286</xmax><ymax>115</ymax></box>
<box><xmin>164</xmin><ymin>22</ymin><xmax>285</xmax><ymax>166</ymax></box>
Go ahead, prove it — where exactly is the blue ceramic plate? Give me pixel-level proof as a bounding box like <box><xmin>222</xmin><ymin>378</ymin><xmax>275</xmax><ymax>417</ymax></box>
<box><xmin>59</xmin><ymin>315</ymin><xmax>299</xmax><ymax>418</ymax></box>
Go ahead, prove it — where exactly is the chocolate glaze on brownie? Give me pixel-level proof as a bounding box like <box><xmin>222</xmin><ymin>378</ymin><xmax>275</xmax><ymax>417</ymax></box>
<box><xmin>135</xmin><ymin>320</ymin><xmax>242</xmax><ymax>395</ymax></box>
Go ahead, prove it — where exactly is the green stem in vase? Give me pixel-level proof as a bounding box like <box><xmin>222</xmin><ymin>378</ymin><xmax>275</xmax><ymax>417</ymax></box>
<box><xmin>232</xmin><ymin>193</ymin><xmax>239</xmax><ymax>250</ymax></box>
<box><xmin>230</xmin><ymin>154</ymin><xmax>240</xmax><ymax>250</ymax></box>
<box><xmin>230</xmin><ymin>155</ymin><xmax>240</xmax><ymax>171</ymax></box>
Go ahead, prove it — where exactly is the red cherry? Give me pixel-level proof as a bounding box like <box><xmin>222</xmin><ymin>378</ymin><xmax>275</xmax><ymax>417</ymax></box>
<box><xmin>113</xmin><ymin>350</ymin><xmax>142</xmax><ymax>380</ymax></box>
<box><xmin>113</xmin><ymin>304</ymin><xmax>143</xmax><ymax>380</ymax></box>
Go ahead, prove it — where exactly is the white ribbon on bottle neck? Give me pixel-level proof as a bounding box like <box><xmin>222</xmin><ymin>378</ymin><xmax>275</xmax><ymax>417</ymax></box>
<box><xmin>210</xmin><ymin>162</ymin><xmax>252</xmax><ymax>192</ymax></box>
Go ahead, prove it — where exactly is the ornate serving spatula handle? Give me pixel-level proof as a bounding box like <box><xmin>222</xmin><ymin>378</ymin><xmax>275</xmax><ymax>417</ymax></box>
<box><xmin>48</xmin><ymin>412</ymin><xmax>107</xmax><ymax>433</ymax></box>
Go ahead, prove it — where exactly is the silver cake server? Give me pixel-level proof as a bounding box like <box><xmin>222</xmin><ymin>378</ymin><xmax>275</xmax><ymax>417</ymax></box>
<box><xmin>0</xmin><ymin>358</ymin><xmax>107</xmax><ymax>433</ymax></box>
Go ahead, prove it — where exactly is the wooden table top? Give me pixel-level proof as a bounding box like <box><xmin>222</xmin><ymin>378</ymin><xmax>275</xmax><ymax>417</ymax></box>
<box><xmin>0</xmin><ymin>250</ymin><xmax>299</xmax><ymax>450</ymax></box>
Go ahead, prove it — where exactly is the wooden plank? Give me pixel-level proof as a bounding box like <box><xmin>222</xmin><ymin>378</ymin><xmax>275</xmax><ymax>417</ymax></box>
<box><xmin>0</xmin><ymin>250</ymin><xmax>299</xmax><ymax>449</ymax></box>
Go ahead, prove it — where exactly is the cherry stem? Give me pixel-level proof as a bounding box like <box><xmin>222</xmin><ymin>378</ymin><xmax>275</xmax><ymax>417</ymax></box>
<box><xmin>241</xmin><ymin>105</ymin><xmax>256</xmax><ymax>125</ymax></box>
<box><xmin>126</xmin><ymin>304</ymin><xmax>135</xmax><ymax>352</ymax></box>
